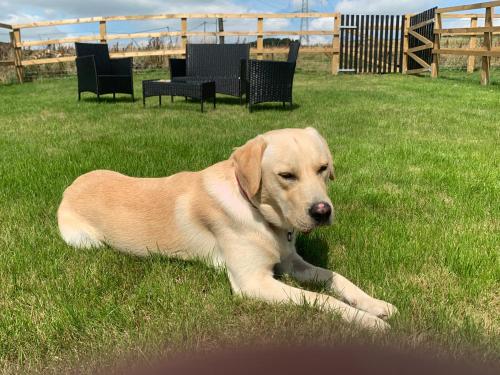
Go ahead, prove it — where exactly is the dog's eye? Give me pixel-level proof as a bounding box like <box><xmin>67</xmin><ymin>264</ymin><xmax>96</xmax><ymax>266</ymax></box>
<box><xmin>278</xmin><ymin>172</ymin><xmax>296</xmax><ymax>181</ymax></box>
<box><xmin>318</xmin><ymin>165</ymin><xmax>328</xmax><ymax>174</ymax></box>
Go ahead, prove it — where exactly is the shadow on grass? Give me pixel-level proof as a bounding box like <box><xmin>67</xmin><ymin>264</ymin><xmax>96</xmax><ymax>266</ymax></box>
<box><xmin>296</xmin><ymin>233</ymin><xmax>330</xmax><ymax>269</ymax></box>
<box><xmin>249</xmin><ymin>103</ymin><xmax>300</xmax><ymax>112</ymax></box>
<box><xmin>272</xmin><ymin>233</ymin><xmax>333</xmax><ymax>294</ymax></box>
<box><xmin>79</xmin><ymin>95</ymin><xmax>135</xmax><ymax>103</ymax></box>
<box><xmin>212</xmin><ymin>96</ymin><xmax>245</xmax><ymax>106</ymax></box>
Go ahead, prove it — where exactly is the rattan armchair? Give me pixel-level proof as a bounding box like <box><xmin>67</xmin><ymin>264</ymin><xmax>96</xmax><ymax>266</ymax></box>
<box><xmin>75</xmin><ymin>42</ymin><xmax>134</xmax><ymax>101</ymax></box>
<box><xmin>169</xmin><ymin>44</ymin><xmax>249</xmax><ymax>102</ymax></box>
<box><xmin>246</xmin><ymin>41</ymin><xmax>300</xmax><ymax>111</ymax></box>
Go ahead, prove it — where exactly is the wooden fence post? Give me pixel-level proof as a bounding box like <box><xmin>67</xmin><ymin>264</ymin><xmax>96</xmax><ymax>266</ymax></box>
<box><xmin>99</xmin><ymin>20</ymin><xmax>107</xmax><ymax>43</ymax></box>
<box><xmin>181</xmin><ymin>17</ymin><xmax>187</xmax><ymax>50</ymax></box>
<box><xmin>467</xmin><ymin>16</ymin><xmax>478</xmax><ymax>73</ymax></box>
<box><xmin>218</xmin><ymin>18</ymin><xmax>225</xmax><ymax>44</ymax></box>
<box><xmin>431</xmin><ymin>12</ymin><xmax>441</xmax><ymax>78</ymax></box>
<box><xmin>402</xmin><ymin>14</ymin><xmax>410</xmax><ymax>74</ymax></box>
<box><xmin>481</xmin><ymin>7</ymin><xmax>492</xmax><ymax>85</ymax></box>
<box><xmin>11</xmin><ymin>29</ymin><xmax>23</xmax><ymax>83</ymax></box>
<box><xmin>257</xmin><ymin>17</ymin><xmax>263</xmax><ymax>60</ymax></box>
<box><xmin>331</xmin><ymin>13</ymin><xmax>340</xmax><ymax>75</ymax></box>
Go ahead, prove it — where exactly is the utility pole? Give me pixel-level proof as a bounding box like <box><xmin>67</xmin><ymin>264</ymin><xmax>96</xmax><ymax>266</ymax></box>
<box><xmin>203</xmin><ymin>21</ymin><xmax>206</xmax><ymax>43</ymax></box>
<box><xmin>218</xmin><ymin>18</ymin><xmax>224</xmax><ymax>44</ymax></box>
<box><xmin>299</xmin><ymin>0</ymin><xmax>310</xmax><ymax>45</ymax></box>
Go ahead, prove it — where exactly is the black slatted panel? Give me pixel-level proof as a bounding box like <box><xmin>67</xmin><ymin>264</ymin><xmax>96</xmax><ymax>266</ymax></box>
<box><xmin>384</xmin><ymin>15</ymin><xmax>389</xmax><ymax>72</ymax></box>
<box><xmin>399</xmin><ymin>15</ymin><xmax>405</xmax><ymax>72</ymax></box>
<box><xmin>369</xmin><ymin>15</ymin><xmax>375</xmax><ymax>73</ymax></box>
<box><xmin>339</xmin><ymin>13</ymin><xmax>405</xmax><ymax>74</ymax></box>
<box><xmin>373</xmin><ymin>15</ymin><xmax>380</xmax><ymax>73</ymax></box>
<box><xmin>363</xmin><ymin>14</ymin><xmax>369</xmax><ymax>73</ymax></box>
<box><xmin>344</xmin><ymin>15</ymin><xmax>350</xmax><ymax>70</ymax></box>
<box><xmin>379</xmin><ymin>16</ymin><xmax>384</xmax><ymax>74</ymax></box>
<box><xmin>349</xmin><ymin>15</ymin><xmax>355</xmax><ymax>70</ymax></box>
<box><xmin>393</xmin><ymin>15</ymin><xmax>401</xmax><ymax>73</ymax></box>
<box><xmin>352</xmin><ymin>15</ymin><xmax>359</xmax><ymax>73</ymax></box>
<box><xmin>358</xmin><ymin>15</ymin><xmax>363</xmax><ymax>72</ymax></box>
<box><xmin>388</xmin><ymin>15</ymin><xmax>394</xmax><ymax>73</ymax></box>
<box><xmin>340</xmin><ymin>14</ymin><xmax>345</xmax><ymax>70</ymax></box>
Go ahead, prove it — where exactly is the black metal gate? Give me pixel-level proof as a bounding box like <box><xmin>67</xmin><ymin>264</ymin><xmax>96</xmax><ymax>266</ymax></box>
<box><xmin>339</xmin><ymin>14</ymin><xmax>405</xmax><ymax>74</ymax></box>
<box><xmin>407</xmin><ymin>7</ymin><xmax>436</xmax><ymax>73</ymax></box>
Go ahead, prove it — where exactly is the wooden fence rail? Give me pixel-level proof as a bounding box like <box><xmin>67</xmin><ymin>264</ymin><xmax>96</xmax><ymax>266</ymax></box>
<box><xmin>433</xmin><ymin>0</ymin><xmax>500</xmax><ymax>84</ymax></box>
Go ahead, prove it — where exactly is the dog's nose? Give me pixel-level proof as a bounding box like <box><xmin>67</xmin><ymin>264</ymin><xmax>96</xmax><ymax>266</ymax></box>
<box><xmin>309</xmin><ymin>202</ymin><xmax>332</xmax><ymax>223</ymax></box>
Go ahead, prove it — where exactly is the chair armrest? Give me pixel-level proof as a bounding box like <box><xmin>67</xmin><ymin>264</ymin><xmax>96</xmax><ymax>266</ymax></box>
<box><xmin>75</xmin><ymin>55</ymin><xmax>98</xmax><ymax>92</ymax></box>
<box><xmin>76</xmin><ymin>55</ymin><xmax>96</xmax><ymax>77</ymax></box>
<box><xmin>247</xmin><ymin>60</ymin><xmax>296</xmax><ymax>83</ymax></box>
<box><xmin>110</xmin><ymin>57</ymin><xmax>133</xmax><ymax>75</ymax></box>
<box><xmin>76</xmin><ymin>55</ymin><xmax>98</xmax><ymax>82</ymax></box>
<box><xmin>169</xmin><ymin>58</ymin><xmax>186</xmax><ymax>79</ymax></box>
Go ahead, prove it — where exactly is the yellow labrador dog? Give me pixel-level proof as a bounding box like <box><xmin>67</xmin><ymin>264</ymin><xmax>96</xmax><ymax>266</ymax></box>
<box><xmin>58</xmin><ymin>127</ymin><xmax>397</xmax><ymax>330</ymax></box>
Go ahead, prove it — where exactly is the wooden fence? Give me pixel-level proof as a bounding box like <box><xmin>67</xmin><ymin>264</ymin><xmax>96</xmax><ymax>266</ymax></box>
<box><xmin>0</xmin><ymin>12</ymin><xmax>341</xmax><ymax>83</ymax></box>
<box><xmin>433</xmin><ymin>0</ymin><xmax>500</xmax><ymax>84</ymax></box>
<box><xmin>0</xmin><ymin>1</ymin><xmax>499</xmax><ymax>84</ymax></box>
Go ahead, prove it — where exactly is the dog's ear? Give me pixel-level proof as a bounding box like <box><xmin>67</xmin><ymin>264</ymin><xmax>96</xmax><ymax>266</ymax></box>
<box><xmin>325</xmin><ymin>145</ymin><xmax>335</xmax><ymax>181</ymax></box>
<box><xmin>231</xmin><ymin>136</ymin><xmax>267</xmax><ymax>198</ymax></box>
<box><xmin>305</xmin><ymin>127</ymin><xmax>335</xmax><ymax>180</ymax></box>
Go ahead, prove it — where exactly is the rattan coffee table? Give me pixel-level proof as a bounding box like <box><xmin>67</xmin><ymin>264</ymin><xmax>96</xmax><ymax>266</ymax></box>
<box><xmin>142</xmin><ymin>80</ymin><xmax>216</xmax><ymax>112</ymax></box>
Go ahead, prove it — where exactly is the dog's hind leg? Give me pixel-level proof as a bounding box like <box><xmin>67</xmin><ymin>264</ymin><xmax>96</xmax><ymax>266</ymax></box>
<box><xmin>57</xmin><ymin>203</ymin><xmax>103</xmax><ymax>249</ymax></box>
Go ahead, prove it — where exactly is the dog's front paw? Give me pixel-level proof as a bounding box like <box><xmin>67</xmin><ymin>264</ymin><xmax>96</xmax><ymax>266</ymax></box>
<box><xmin>354</xmin><ymin>312</ymin><xmax>391</xmax><ymax>331</ymax></box>
<box><xmin>357</xmin><ymin>298</ymin><xmax>398</xmax><ymax>320</ymax></box>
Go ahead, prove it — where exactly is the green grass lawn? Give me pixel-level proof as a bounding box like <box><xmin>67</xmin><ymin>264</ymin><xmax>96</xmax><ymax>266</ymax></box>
<box><xmin>0</xmin><ymin>69</ymin><xmax>499</xmax><ymax>373</ymax></box>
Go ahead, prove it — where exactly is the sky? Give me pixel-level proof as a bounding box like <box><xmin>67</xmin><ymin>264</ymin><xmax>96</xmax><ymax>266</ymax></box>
<box><xmin>0</xmin><ymin>1</ymin><xmax>497</xmax><ymax>44</ymax></box>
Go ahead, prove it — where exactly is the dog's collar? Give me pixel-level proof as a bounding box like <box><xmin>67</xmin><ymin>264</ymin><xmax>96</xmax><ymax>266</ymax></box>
<box><xmin>235</xmin><ymin>174</ymin><xmax>258</xmax><ymax>210</ymax></box>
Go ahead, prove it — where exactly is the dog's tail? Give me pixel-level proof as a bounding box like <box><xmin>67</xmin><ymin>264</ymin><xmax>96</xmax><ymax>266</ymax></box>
<box><xmin>57</xmin><ymin>197</ymin><xmax>103</xmax><ymax>249</ymax></box>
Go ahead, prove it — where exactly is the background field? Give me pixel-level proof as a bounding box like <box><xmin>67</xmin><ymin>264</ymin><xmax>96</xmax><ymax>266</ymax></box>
<box><xmin>0</xmin><ymin>69</ymin><xmax>499</xmax><ymax>373</ymax></box>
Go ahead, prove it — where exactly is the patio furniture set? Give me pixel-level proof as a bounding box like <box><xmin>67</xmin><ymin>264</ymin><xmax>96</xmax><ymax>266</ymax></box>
<box><xmin>75</xmin><ymin>41</ymin><xmax>300</xmax><ymax>112</ymax></box>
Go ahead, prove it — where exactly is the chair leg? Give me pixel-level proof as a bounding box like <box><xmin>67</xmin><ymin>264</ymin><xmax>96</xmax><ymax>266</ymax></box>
<box><xmin>131</xmin><ymin>93</ymin><xmax>135</xmax><ymax>102</ymax></box>
<box><xmin>159</xmin><ymin>95</ymin><xmax>162</xmax><ymax>107</ymax></box>
<box><xmin>97</xmin><ymin>93</ymin><xmax>100</xmax><ymax>102</ymax></box>
<box><xmin>171</xmin><ymin>95</ymin><xmax>174</xmax><ymax>103</ymax></box>
<box><xmin>213</xmin><ymin>96</ymin><xmax>216</xmax><ymax>109</ymax></box>
<box><xmin>143</xmin><ymin>96</ymin><xmax>146</xmax><ymax>107</ymax></box>
<box><xmin>78</xmin><ymin>92</ymin><xmax>81</xmax><ymax>101</ymax></box>
<box><xmin>201</xmin><ymin>100</ymin><xmax>204</xmax><ymax>113</ymax></box>
<box><xmin>113</xmin><ymin>92</ymin><xmax>116</xmax><ymax>101</ymax></box>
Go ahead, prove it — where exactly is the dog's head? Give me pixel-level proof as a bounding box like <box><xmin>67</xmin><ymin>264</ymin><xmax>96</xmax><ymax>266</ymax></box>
<box><xmin>231</xmin><ymin>127</ymin><xmax>334</xmax><ymax>233</ymax></box>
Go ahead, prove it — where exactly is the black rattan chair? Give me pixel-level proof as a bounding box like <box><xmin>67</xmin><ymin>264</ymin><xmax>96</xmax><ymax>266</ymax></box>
<box><xmin>246</xmin><ymin>41</ymin><xmax>300</xmax><ymax>111</ymax></box>
<box><xmin>169</xmin><ymin>44</ymin><xmax>249</xmax><ymax>102</ymax></box>
<box><xmin>75</xmin><ymin>42</ymin><xmax>134</xmax><ymax>101</ymax></box>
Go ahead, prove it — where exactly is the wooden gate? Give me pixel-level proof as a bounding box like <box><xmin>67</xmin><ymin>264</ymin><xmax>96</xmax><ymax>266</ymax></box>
<box><xmin>407</xmin><ymin>7</ymin><xmax>437</xmax><ymax>74</ymax></box>
<box><xmin>339</xmin><ymin>14</ymin><xmax>406</xmax><ymax>74</ymax></box>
